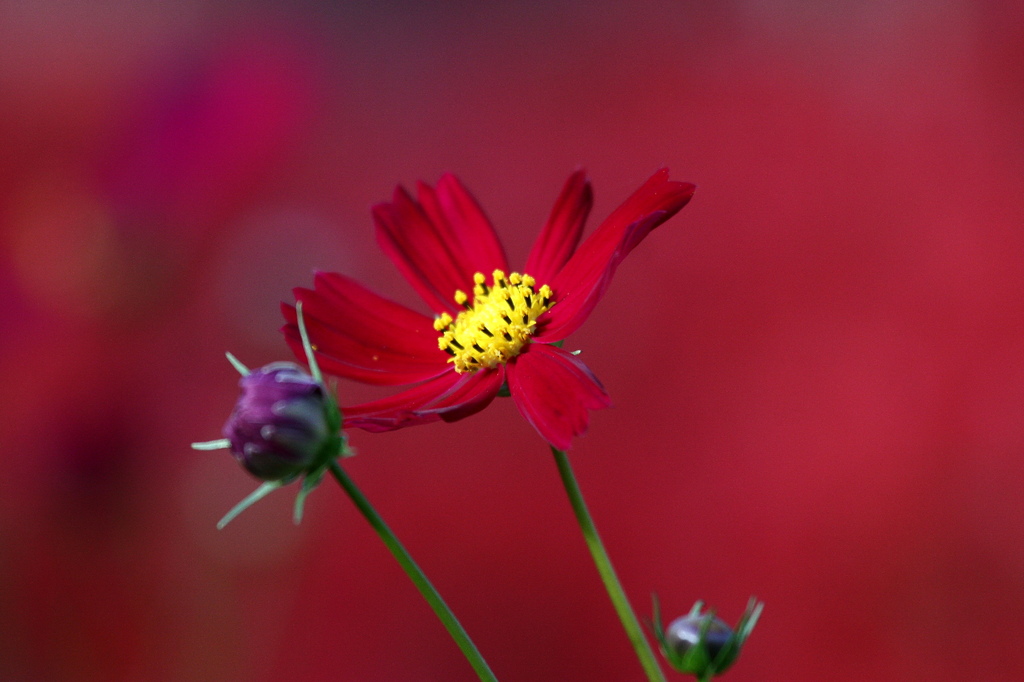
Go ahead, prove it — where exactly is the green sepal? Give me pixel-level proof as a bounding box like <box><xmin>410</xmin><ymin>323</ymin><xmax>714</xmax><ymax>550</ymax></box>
<box><xmin>708</xmin><ymin>597</ymin><xmax>762</xmax><ymax>675</ymax></box>
<box><xmin>292</xmin><ymin>465</ymin><xmax>325</xmax><ymax>524</ymax></box>
<box><xmin>296</xmin><ymin>301</ymin><xmax>322</xmax><ymax>384</ymax></box>
<box><xmin>649</xmin><ymin>592</ymin><xmax>677</xmax><ymax>675</ymax></box>
<box><xmin>291</xmin><ymin>301</ymin><xmax>352</xmax><ymax>524</ymax></box>
<box><xmin>226</xmin><ymin>352</ymin><xmax>250</xmax><ymax>376</ymax></box>
<box><xmin>298</xmin><ymin>300</ymin><xmax>347</xmax><ymax>447</ymax></box>
<box><xmin>217</xmin><ymin>481</ymin><xmax>286</xmax><ymax>529</ymax></box>
<box><xmin>733</xmin><ymin>597</ymin><xmax>764</xmax><ymax>650</ymax></box>
<box><xmin>191</xmin><ymin>439</ymin><xmax>231</xmax><ymax>451</ymax></box>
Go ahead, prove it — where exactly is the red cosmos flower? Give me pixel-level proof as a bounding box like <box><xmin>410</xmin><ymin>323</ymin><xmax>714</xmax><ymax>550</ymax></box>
<box><xmin>282</xmin><ymin>169</ymin><xmax>694</xmax><ymax>451</ymax></box>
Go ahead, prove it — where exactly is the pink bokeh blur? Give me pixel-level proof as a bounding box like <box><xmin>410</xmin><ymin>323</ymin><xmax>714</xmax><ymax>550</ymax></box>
<box><xmin>2</xmin><ymin>2</ymin><xmax>1023</xmax><ymax>680</ymax></box>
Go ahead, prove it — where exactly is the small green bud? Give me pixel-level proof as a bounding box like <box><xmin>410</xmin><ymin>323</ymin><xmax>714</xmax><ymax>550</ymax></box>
<box><xmin>652</xmin><ymin>597</ymin><xmax>763</xmax><ymax>680</ymax></box>
<box><xmin>665</xmin><ymin>610</ymin><xmax>734</xmax><ymax>673</ymax></box>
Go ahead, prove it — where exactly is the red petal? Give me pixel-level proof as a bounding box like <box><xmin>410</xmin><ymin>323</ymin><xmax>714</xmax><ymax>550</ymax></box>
<box><xmin>373</xmin><ymin>187</ymin><xmax>465</xmax><ymax>314</ymax></box>
<box><xmin>432</xmin><ymin>174</ymin><xmax>508</xmax><ymax>276</ymax></box>
<box><xmin>282</xmin><ymin>272</ymin><xmax>449</xmax><ymax>386</ymax></box>
<box><xmin>537</xmin><ymin>169</ymin><xmax>695</xmax><ymax>342</ymax></box>
<box><xmin>343</xmin><ymin>366</ymin><xmax>504</xmax><ymax>432</ymax></box>
<box><xmin>374</xmin><ymin>177</ymin><xmax>507</xmax><ymax>315</ymax></box>
<box><xmin>507</xmin><ymin>344</ymin><xmax>611</xmax><ymax>451</ymax></box>
<box><xmin>524</xmin><ymin>169</ymin><xmax>593</xmax><ymax>284</ymax></box>
<box><xmin>411</xmin><ymin>363</ymin><xmax>506</xmax><ymax>423</ymax></box>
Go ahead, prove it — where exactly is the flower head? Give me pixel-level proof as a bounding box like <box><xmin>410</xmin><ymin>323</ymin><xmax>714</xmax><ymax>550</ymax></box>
<box><xmin>222</xmin><ymin>361</ymin><xmax>332</xmax><ymax>481</ymax></box>
<box><xmin>282</xmin><ymin>169</ymin><xmax>694</xmax><ymax>450</ymax></box>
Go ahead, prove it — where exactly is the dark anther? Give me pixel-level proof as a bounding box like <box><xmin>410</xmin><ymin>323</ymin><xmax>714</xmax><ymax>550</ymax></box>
<box><xmin>443</xmin><ymin>346</ymin><xmax>456</xmax><ymax>356</ymax></box>
<box><xmin>524</xmin><ymin>294</ymin><xmax>533</xmax><ymax>307</ymax></box>
<box><xmin>480</xmin><ymin>326</ymin><xmax>494</xmax><ymax>337</ymax></box>
<box><xmin>450</xmin><ymin>339</ymin><xmax>464</xmax><ymax>350</ymax></box>
<box><xmin>505</xmin><ymin>296</ymin><xmax>515</xmax><ymax>311</ymax></box>
<box><xmin>503</xmin><ymin>331</ymin><xmax>513</xmax><ymax>341</ymax></box>
<box><xmin>522</xmin><ymin>313</ymin><xmax>529</xmax><ymax>324</ymax></box>
<box><xmin>502</xmin><ymin>314</ymin><xmax>512</xmax><ymax>324</ymax></box>
<box><xmin>472</xmin><ymin>342</ymin><xmax>485</xmax><ymax>353</ymax></box>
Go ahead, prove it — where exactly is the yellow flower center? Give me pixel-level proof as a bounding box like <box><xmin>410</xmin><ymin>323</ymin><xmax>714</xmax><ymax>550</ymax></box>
<box><xmin>434</xmin><ymin>270</ymin><xmax>553</xmax><ymax>373</ymax></box>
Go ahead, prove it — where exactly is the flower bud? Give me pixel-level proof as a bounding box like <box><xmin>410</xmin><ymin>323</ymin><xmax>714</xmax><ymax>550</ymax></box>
<box><xmin>652</xmin><ymin>597</ymin><xmax>762</xmax><ymax>679</ymax></box>
<box><xmin>222</xmin><ymin>362</ymin><xmax>332</xmax><ymax>481</ymax></box>
<box><xmin>664</xmin><ymin>611</ymin><xmax>735</xmax><ymax>675</ymax></box>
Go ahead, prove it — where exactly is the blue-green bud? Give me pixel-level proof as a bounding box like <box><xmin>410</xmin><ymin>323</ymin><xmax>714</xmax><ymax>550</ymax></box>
<box><xmin>653</xmin><ymin>597</ymin><xmax>763</xmax><ymax>679</ymax></box>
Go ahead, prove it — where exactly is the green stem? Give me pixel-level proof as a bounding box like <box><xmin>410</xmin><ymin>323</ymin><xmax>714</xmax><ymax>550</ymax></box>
<box><xmin>551</xmin><ymin>447</ymin><xmax>667</xmax><ymax>682</ymax></box>
<box><xmin>328</xmin><ymin>461</ymin><xmax>498</xmax><ymax>682</ymax></box>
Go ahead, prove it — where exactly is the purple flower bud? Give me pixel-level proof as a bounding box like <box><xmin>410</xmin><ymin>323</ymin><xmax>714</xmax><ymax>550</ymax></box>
<box><xmin>664</xmin><ymin>612</ymin><xmax>734</xmax><ymax>671</ymax></box>
<box><xmin>222</xmin><ymin>362</ymin><xmax>331</xmax><ymax>481</ymax></box>
<box><xmin>653</xmin><ymin>598</ymin><xmax>762</xmax><ymax>679</ymax></box>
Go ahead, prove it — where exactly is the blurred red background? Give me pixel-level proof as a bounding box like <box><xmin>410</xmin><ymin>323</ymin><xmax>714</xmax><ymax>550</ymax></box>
<box><xmin>2</xmin><ymin>1</ymin><xmax>1023</xmax><ymax>680</ymax></box>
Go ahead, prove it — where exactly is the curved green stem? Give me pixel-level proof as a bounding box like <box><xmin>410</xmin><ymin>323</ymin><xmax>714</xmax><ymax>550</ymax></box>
<box><xmin>551</xmin><ymin>447</ymin><xmax>667</xmax><ymax>682</ymax></box>
<box><xmin>328</xmin><ymin>461</ymin><xmax>498</xmax><ymax>682</ymax></box>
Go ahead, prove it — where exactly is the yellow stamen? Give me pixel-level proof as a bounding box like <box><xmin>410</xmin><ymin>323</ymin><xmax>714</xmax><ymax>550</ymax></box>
<box><xmin>435</xmin><ymin>269</ymin><xmax>553</xmax><ymax>372</ymax></box>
